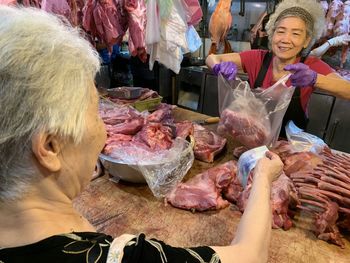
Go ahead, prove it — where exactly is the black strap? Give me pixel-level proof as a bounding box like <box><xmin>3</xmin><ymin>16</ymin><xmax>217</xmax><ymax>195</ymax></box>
<box><xmin>254</xmin><ymin>52</ymin><xmax>273</xmax><ymax>89</ymax></box>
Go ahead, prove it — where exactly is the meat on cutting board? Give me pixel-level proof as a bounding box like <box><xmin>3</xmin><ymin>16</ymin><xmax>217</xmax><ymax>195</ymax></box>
<box><xmin>208</xmin><ymin>0</ymin><xmax>232</xmax><ymax>54</ymax></box>
<box><xmin>193</xmin><ymin>124</ymin><xmax>227</xmax><ymax>163</ymax></box>
<box><xmin>166</xmin><ymin>160</ymin><xmax>237</xmax><ymax>211</ymax></box>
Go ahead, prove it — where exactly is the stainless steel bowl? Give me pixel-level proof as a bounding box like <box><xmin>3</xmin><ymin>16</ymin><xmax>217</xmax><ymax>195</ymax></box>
<box><xmin>99</xmin><ymin>154</ymin><xmax>146</xmax><ymax>183</ymax></box>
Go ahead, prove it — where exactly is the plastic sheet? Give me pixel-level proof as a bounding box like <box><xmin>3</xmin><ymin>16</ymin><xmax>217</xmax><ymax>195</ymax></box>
<box><xmin>285</xmin><ymin>120</ymin><xmax>327</xmax><ymax>154</ymax></box>
<box><xmin>237</xmin><ymin>146</ymin><xmax>268</xmax><ymax>188</ymax></box>
<box><xmin>217</xmin><ymin>74</ymin><xmax>295</xmax><ymax>148</ymax></box>
<box><xmin>104</xmin><ymin>138</ymin><xmax>194</xmax><ymax>198</ymax></box>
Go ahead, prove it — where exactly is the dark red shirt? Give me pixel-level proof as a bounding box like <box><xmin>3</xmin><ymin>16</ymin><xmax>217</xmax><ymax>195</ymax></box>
<box><xmin>239</xmin><ymin>49</ymin><xmax>334</xmax><ymax>113</ymax></box>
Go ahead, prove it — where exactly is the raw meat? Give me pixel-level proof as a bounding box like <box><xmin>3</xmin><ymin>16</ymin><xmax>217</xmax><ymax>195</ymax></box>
<box><xmin>124</xmin><ymin>0</ymin><xmax>147</xmax><ymax>62</ymax></box>
<box><xmin>175</xmin><ymin>120</ymin><xmax>194</xmax><ymax>139</ymax></box>
<box><xmin>325</xmin><ymin>0</ymin><xmax>343</xmax><ymax>37</ymax></box>
<box><xmin>217</xmin><ymin>108</ymin><xmax>268</xmax><ymax>148</ymax></box>
<box><xmin>193</xmin><ymin>124</ymin><xmax>227</xmax><ymax>163</ymax></box>
<box><xmin>333</xmin><ymin>0</ymin><xmax>350</xmax><ymax>68</ymax></box>
<box><xmin>147</xmin><ymin>103</ymin><xmax>175</xmax><ymax>123</ymax></box>
<box><xmin>166</xmin><ymin>161</ymin><xmax>237</xmax><ymax>211</ymax></box>
<box><xmin>133</xmin><ymin>123</ymin><xmax>173</xmax><ymax>150</ymax></box>
<box><xmin>208</xmin><ymin>0</ymin><xmax>232</xmax><ymax>54</ymax></box>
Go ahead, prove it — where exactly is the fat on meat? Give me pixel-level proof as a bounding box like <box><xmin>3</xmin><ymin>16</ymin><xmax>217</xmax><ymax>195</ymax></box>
<box><xmin>166</xmin><ymin>160</ymin><xmax>237</xmax><ymax>211</ymax></box>
<box><xmin>133</xmin><ymin>123</ymin><xmax>173</xmax><ymax>150</ymax></box>
<box><xmin>217</xmin><ymin>108</ymin><xmax>268</xmax><ymax>149</ymax></box>
<box><xmin>193</xmin><ymin>124</ymin><xmax>227</xmax><ymax>163</ymax></box>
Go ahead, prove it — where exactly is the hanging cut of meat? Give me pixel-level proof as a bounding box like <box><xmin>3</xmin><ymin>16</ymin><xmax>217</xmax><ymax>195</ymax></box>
<box><xmin>325</xmin><ymin>0</ymin><xmax>343</xmax><ymax>38</ymax></box>
<box><xmin>124</xmin><ymin>0</ymin><xmax>147</xmax><ymax>62</ymax></box>
<box><xmin>333</xmin><ymin>0</ymin><xmax>350</xmax><ymax>68</ymax></box>
<box><xmin>208</xmin><ymin>0</ymin><xmax>232</xmax><ymax>54</ymax></box>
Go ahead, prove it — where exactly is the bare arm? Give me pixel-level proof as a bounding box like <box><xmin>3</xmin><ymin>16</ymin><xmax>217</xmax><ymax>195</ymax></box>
<box><xmin>205</xmin><ymin>53</ymin><xmax>243</xmax><ymax>70</ymax></box>
<box><xmin>316</xmin><ymin>72</ymin><xmax>350</xmax><ymax>100</ymax></box>
<box><xmin>210</xmin><ymin>152</ymin><xmax>283</xmax><ymax>263</ymax></box>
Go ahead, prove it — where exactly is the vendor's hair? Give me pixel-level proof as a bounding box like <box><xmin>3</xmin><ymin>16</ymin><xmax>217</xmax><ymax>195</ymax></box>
<box><xmin>265</xmin><ymin>0</ymin><xmax>325</xmax><ymax>56</ymax></box>
<box><xmin>0</xmin><ymin>6</ymin><xmax>100</xmax><ymax>201</ymax></box>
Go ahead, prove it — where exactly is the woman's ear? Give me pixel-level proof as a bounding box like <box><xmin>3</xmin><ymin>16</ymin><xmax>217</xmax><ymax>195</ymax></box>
<box><xmin>31</xmin><ymin>132</ymin><xmax>62</xmax><ymax>172</ymax></box>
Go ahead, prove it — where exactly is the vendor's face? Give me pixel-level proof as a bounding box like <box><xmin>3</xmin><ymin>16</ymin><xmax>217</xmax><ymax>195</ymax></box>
<box><xmin>271</xmin><ymin>17</ymin><xmax>311</xmax><ymax>62</ymax></box>
<box><xmin>59</xmin><ymin>85</ymin><xmax>107</xmax><ymax>196</ymax></box>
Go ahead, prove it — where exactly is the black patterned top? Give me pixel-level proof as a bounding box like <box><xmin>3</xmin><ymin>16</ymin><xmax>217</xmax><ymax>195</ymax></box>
<box><xmin>0</xmin><ymin>232</ymin><xmax>221</xmax><ymax>263</ymax></box>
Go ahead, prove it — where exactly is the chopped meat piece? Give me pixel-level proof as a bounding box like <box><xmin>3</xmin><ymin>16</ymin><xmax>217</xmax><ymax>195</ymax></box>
<box><xmin>193</xmin><ymin>124</ymin><xmax>227</xmax><ymax>163</ymax></box>
<box><xmin>175</xmin><ymin>121</ymin><xmax>194</xmax><ymax>139</ymax></box>
<box><xmin>166</xmin><ymin>161</ymin><xmax>237</xmax><ymax>211</ymax></box>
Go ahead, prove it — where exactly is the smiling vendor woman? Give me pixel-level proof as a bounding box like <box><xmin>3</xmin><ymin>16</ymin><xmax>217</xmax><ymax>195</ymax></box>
<box><xmin>206</xmin><ymin>0</ymin><xmax>350</xmax><ymax>134</ymax></box>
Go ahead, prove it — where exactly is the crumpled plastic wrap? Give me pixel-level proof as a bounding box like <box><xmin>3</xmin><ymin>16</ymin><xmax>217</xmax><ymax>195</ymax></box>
<box><xmin>237</xmin><ymin>146</ymin><xmax>268</xmax><ymax>188</ymax></box>
<box><xmin>217</xmin><ymin>74</ymin><xmax>295</xmax><ymax>148</ymax></box>
<box><xmin>103</xmin><ymin>138</ymin><xmax>194</xmax><ymax>198</ymax></box>
<box><xmin>285</xmin><ymin>120</ymin><xmax>327</xmax><ymax>154</ymax></box>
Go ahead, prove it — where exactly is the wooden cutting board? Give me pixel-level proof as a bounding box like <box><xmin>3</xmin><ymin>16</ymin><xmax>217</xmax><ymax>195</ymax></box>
<box><xmin>73</xmin><ymin>107</ymin><xmax>350</xmax><ymax>262</ymax></box>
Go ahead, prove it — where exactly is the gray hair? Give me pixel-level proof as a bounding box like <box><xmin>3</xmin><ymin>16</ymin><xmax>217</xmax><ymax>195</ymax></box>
<box><xmin>0</xmin><ymin>6</ymin><xmax>100</xmax><ymax>201</ymax></box>
<box><xmin>265</xmin><ymin>0</ymin><xmax>325</xmax><ymax>56</ymax></box>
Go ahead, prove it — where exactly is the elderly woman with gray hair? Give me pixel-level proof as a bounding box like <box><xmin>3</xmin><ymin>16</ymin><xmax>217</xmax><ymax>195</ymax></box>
<box><xmin>0</xmin><ymin>5</ymin><xmax>286</xmax><ymax>263</ymax></box>
<box><xmin>206</xmin><ymin>0</ymin><xmax>350</xmax><ymax>133</ymax></box>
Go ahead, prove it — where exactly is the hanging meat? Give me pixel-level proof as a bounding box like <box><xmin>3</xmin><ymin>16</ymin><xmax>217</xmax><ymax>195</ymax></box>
<box><xmin>124</xmin><ymin>0</ymin><xmax>147</xmax><ymax>63</ymax></box>
<box><xmin>208</xmin><ymin>0</ymin><xmax>232</xmax><ymax>54</ymax></box>
<box><xmin>334</xmin><ymin>0</ymin><xmax>350</xmax><ymax>68</ymax></box>
<box><xmin>325</xmin><ymin>0</ymin><xmax>343</xmax><ymax>38</ymax></box>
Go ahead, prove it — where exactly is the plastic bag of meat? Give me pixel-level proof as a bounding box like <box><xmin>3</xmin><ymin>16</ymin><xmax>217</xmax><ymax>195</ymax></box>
<box><xmin>217</xmin><ymin>74</ymin><xmax>295</xmax><ymax>148</ymax></box>
<box><xmin>237</xmin><ymin>145</ymin><xmax>268</xmax><ymax>188</ymax></box>
<box><xmin>285</xmin><ymin>120</ymin><xmax>327</xmax><ymax>154</ymax></box>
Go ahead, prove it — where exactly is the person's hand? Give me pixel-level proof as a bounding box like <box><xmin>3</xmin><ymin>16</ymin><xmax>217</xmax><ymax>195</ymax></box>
<box><xmin>284</xmin><ymin>63</ymin><xmax>317</xmax><ymax>87</ymax></box>
<box><xmin>212</xmin><ymin>61</ymin><xmax>238</xmax><ymax>81</ymax></box>
<box><xmin>327</xmin><ymin>34</ymin><xmax>350</xmax><ymax>47</ymax></box>
<box><xmin>254</xmin><ymin>151</ymin><xmax>283</xmax><ymax>184</ymax></box>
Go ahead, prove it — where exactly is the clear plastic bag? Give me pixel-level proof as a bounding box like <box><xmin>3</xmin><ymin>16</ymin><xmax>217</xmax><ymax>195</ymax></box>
<box><xmin>237</xmin><ymin>146</ymin><xmax>268</xmax><ymax>188</ymax></box>
<box><xmin>217</xmin><ymin>74</ymin><xmax>295</xmax><ymax>148</ymax></box>
<box><xmin>285</xmin><ymin>120</ymin><xmax>327</xmax><ymax>154</ymax></box>
<box><xmin>103</xmin><ymin>138</ymin><xmax>194</xmax><ymax>198</ymax></box>
<box><xmin>137</xmin><ymin>138</ymin><xmax>194</xmax><ymax>198</ymax></box>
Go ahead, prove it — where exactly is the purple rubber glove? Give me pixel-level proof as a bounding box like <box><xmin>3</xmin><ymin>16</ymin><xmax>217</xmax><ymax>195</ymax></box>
<box><xmin>212</xmin><ymin>61</ymin><xmax>238</xmax><ymax>81</ymax></box>
<box><xmin>284</xmin><ymin>63</ymin><xmax>317</xmax><ymax>87</ymax></box>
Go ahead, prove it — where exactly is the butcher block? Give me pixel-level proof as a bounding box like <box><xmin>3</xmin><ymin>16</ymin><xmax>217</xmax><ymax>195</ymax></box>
<box><xmin>73</xmin><ymin>107</ymin><xmax>350</xmax><ymax>263</ymax></box>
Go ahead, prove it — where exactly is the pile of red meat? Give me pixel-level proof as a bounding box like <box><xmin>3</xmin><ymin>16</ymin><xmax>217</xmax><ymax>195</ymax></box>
<box><xmin>272</xmin><ymin>141</ymin><xmax>350</xmax><ymax>248</ymax></box>
<box><xmin>167</xmin><ymin>140</ymin><xmax>350</xmax><ymax>248</ymax></box>
<box><xmin>100</xmin><ymin>102</ymin><xmax>226</xmax><ymax>163</ymax></box>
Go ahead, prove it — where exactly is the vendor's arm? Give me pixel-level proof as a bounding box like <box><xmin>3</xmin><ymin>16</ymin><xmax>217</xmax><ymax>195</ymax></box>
<box><xmin>206</xmin><ymin>53</ymin><xmax>243</xmax><ymax>70</ymax></box>
<box><xmin>316</xmin><ymin>72</ymin><xmax>350</xmax><ymax>100</ymax></box>
<box><xmin>211</xmin><ymin>152</ymin><xmax>283</xmax><ymax>263</ymax></box>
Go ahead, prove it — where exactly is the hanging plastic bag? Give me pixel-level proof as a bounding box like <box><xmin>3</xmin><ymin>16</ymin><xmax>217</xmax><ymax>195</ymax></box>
<box><xmin>145</xmin><ymin>0</ymin><xmax>160</xmax><ymax>45</ymax></box>
<box><xmin>285</xmin><ymin>120</ymin><xmax>327</xmax><ymax>154</ymax></box>
<box><xmin>217</xmin><ymin>74</ymin><xmax>295</xmax><ymax>148</ymax></box>
<box><xmin>237</xmin><ymin>146</ymin><xmax>268</xmax><ymax>188</ymax></box>
<box><xmin>185</xmin><ymin>25</ymin><xmax>202</xmax><ymax>53</ymax></box>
